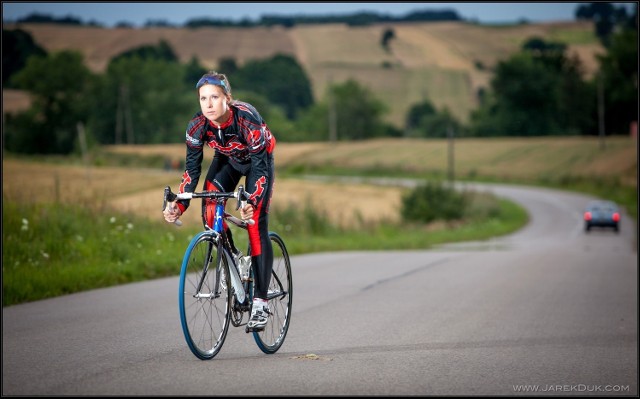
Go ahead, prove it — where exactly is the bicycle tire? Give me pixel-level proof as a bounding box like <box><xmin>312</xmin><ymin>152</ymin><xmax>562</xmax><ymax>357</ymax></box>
<box><xmin>178</xmin><ymin>231</ymin><xmax>231</xmax><ymax>360</ymax></box>
<box><xmin>252</xmin><ymin>231</ymin><xmax>293</xmax><ymax>354</ymax></box>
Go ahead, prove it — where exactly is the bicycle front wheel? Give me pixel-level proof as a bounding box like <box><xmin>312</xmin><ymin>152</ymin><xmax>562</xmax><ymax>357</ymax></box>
<box><xmin>179</xmin><ymin>232</ymin><xmax>231</xmax><ymax>360</ymax></box>
<box><xmin>253</xmin><ymin>231</ymin><xmax>293</xmax><ymax>354</ymax></box>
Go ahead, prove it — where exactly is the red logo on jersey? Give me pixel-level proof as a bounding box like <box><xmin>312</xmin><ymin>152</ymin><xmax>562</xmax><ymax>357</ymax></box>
<box><xmin>179</xmin><ymin>171</ymin><xmax>191</xmax><ymax>193</ymax></box>
<box><xmin>249</xmin><ymin>129</ymin><xmax>262</xmax><ymax>145</ymax></box>
<box><xmin>249</xmin><ymin>176</ymin><xmax>267</xmax><ymax>201</ymax></box>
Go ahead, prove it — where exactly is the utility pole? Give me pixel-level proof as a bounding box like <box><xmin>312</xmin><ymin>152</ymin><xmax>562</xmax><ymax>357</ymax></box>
<box><xmin>122</xmin><ymin>85</ymin><xmax>135</xmax><ymax>144</ymax></box>
<box><xmin>447</xmin><ymin>125</ymin><xmax>455</xmax><ymax>183</ymax></box>
<box><xmin>115</xmin><ymin>84</ymin><xmax>135</xmax><ymax>144</ymax></box>
<box><xmin>598</xmin><ymin>73</ymin><xmax>606</xmax><ymax>150</ymax></box>
<box><xmin>77</xmin><ymin>122</ymin><xmax>91</xmax><ymax>181</ymax></box>
<box><xmin>328</xmin><ymin>79</ymin><xmax>337</xmax><ymax>142</ymax></box>
<box><xmin>115</xmin><ymin>85</ymin><xmax>123</xmax><ymax>144</ymax></box>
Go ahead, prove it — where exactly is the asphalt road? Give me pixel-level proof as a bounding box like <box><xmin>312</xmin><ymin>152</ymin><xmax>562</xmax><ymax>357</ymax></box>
<box><xmin>3</xmin><ymin>183</ymin><xmax>637</xmax><ymax>396</ymax></box>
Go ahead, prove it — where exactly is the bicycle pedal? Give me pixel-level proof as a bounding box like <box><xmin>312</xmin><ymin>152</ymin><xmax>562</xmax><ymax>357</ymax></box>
<box><xmin>245</xmin><ymin>325</ymin><xmax>265</xmax><ymax>333</ymax></box>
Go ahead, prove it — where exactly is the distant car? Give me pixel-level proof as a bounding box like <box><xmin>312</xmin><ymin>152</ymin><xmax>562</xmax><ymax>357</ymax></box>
<box><xmin>584</xmin><ymin>200</ymin><xmax>620</xmax><ymax>233</ymax></box>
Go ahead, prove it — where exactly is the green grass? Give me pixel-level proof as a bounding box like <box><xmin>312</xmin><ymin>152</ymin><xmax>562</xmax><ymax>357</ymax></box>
<box><xmin>2</xmin><ymin>189</ymin><xmax>527</xmax><ymax>307</ymax></box>
<box><xmin>2</xmin><ymin>201</ymin><xmax>196</xmax><ymax>306</ymax></box>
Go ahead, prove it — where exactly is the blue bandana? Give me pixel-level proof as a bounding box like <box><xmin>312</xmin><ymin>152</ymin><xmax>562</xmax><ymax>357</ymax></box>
<box><xmin>196</xmin><ymin>75</ymin><xmax>228</xmax><ymax>92</ymax></box>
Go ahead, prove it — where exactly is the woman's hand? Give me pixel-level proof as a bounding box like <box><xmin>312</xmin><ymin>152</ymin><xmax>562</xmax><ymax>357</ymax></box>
<box><xmin>163</xmin><ymin>201</ymin><xmax>182</xmax><ymax>223</ymax></box>
<box><xmin>240</xmin><ymin>203</ymin><xmax>254</xmax><ymax>221</ymax></box>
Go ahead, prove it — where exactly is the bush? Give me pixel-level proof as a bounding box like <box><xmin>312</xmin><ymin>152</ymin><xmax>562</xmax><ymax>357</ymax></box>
<box><xmin>401</xmin><ymin>181</ymin><xmax>467</xmax><ymax>223</ymax></box>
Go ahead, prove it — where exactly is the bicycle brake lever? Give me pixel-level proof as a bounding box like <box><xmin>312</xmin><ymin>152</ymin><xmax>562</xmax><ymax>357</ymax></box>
<box><xmin>163</xmin><ymin>186</ymin><xmax>182</xmax><ymax>226</ymax></box>
<box><xmin>163</xmin><ymin>186</ymin><xmax>178</xmax><ymax>210</ymax></box>
<box><xmin>163</xmin><ymin>186</ymin><xmax>170</xmax><ymax>211</ymax></box>
<box><xmin>236</xmin><ymin>185</ymin><xmax>255</xmax><ymax>226</ymax></box>
<box><xmin>236</xmin><ymin>185</ymin><xmax>245</xmax><ymax>210</ymax></box>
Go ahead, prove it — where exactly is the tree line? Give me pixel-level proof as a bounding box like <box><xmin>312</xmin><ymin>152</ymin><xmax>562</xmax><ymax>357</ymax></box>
<box><xmin>2</xmin><ymin>3</ymin><xmax>637</xmax><ymax>155</ymax></box>
<box><xmin>8</xmin><ymin>8</ymin><xmax>462</xmax><ymax>29</ymax></box>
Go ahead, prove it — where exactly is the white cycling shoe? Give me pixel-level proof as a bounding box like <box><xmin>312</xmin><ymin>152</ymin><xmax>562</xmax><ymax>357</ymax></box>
<box><xmin>247</xmin><ymin>302</ymin><xmax>269</xmax><ymax>331</ymax></box>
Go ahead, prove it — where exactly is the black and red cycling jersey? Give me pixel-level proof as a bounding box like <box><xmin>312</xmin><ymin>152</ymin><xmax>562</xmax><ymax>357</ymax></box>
<box><xmin>175</xmin><ymin>100</ymin><xmax>276</xmax><ymax>214</ymax></box>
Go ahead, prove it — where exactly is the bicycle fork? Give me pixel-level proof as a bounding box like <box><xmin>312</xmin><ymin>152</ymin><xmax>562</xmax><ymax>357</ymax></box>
<box><xmin>223</xmin><ymin>249</ymin><xmax>247</xmax><ymax>305</ymax></box>
<box><xmin>192</xmin><ymin>234</ymin><xmax>247</xmax><ymax>306</ymax></box>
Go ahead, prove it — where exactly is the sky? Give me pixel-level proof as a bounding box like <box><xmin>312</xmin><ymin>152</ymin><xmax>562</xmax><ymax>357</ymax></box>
<box><xmin>2</xmin><ymin>2</ymin><xmax>636</xmax><ymax>27</ymax></box>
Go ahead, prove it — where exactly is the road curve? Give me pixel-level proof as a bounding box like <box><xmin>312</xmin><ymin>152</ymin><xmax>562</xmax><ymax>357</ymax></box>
<box><xmin>3</xmin><ymin>183</ymin><xmax>637</xmax><ymax>396</ymax></box>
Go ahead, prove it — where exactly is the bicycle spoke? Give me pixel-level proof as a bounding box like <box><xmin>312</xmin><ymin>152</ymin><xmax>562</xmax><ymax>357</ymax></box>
<box><xmin>252</xmin><ymin>232</ymin><xmax>292</xmax><ymax>354</ymax></box>
<box><xmin>179</xmin><ymin>234</ymin><xmax>231</xmax><ymax>360</ymax></box>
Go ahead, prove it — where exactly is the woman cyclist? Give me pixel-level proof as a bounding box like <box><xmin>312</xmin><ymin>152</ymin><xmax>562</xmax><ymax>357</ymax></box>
<box><xmin>163</xmin><ymin>71</ymin><xmax>276</xmax><ymax>331</ymax></box>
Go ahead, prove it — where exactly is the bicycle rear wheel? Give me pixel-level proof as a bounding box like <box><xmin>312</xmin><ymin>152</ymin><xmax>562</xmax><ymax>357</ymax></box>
<box><xmin>179</xmin><ymin>232</ymin><xmax>231</xmax><ymax>360</ymax></box>
<box><xmin>253</xmin><ymin>231</ymin><xmax>293</xmax><ymax>354</ymax></box>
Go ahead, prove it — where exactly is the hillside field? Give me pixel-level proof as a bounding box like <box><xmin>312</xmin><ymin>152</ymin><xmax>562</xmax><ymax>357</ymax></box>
<box><xmin>4</xmin><ymin>20</ymin><xmax>603</xmax><ymax>125</ymax></box>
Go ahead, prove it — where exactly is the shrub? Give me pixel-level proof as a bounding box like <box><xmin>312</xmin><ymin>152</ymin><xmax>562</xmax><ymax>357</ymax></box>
<box><xmin>401</xmin><ymin>181</ymin><xmax>467</xmax><ymax>223</ymax></box>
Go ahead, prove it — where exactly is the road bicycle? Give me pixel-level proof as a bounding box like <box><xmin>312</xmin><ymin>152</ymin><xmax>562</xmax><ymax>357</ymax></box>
<box><xmin>163</xmin><ymin>185</ymin><xmax>292</xmax><ymax>360</ymax></box>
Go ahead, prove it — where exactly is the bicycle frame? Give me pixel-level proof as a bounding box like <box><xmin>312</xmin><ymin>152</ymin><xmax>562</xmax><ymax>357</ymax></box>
<box><xmin>164</xmin><ymin>185</ymin><xmax>252</xmax><ymax>305</ymax></box>
<box><xmin>208</xmin><ymin>198</ymin><xmax>248</xmax><ymax>305</ymax></box>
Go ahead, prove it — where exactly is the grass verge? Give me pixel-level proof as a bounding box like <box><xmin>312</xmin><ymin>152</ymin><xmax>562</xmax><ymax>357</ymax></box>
<box><xmin>3</xmin><ymin>191</ymin><xmax>527</xmax><ymax>306</ymax></box>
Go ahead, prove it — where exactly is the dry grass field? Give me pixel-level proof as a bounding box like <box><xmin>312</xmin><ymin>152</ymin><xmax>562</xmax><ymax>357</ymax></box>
<box><xmin>4</xmin><ymin>20</ymin><xmax>602</xmax><ymax>125</ymax></box>
<box><xmin>3</xmin><ymin>136</ymin><xmax>636</xmax><ymax>228</ymax></box>
<box><xmin>102</xmin><ymin>136</ymin><xmax>637</xmax><ymax>186</ymax></box>
<box><xmin>2</xmin><ymin>156</ymin><xmax>405</xmax><ymax>228</ymax></box>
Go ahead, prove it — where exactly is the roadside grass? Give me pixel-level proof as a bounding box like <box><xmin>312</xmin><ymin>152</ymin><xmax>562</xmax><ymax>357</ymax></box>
<box><xmin>2</xmin><ymin>201</ymin><xmax>193</xmax><ymax>306</ymax></box>
<box><xmin>2</xmin><ymin>190</ymin><xmax>527</xmax><ymax>306</ymax></box>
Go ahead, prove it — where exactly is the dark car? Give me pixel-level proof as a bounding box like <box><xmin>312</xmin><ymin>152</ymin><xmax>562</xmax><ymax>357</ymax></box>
<box><xmin>584</xmin><ymin>200</ymin><xmax>620</xmax><ymax>232</ymax></box>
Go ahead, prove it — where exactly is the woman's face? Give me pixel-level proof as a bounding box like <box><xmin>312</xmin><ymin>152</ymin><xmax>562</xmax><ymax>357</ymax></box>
<box><xmin>198</xmin><ymin>84</ymin><xmax>229</xmax><ymax>125</ymax></box>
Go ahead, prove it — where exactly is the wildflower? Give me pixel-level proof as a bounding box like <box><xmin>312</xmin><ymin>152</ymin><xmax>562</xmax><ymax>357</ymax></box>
<box><xmin>110</xmin><ymin>216</ymin><xmax>116</xmax><ymax>223</ymax></box>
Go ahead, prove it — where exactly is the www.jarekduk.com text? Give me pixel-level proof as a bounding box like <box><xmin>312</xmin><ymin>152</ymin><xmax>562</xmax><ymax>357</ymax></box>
<box><xmin>513</xmin><ymin>384</ymin><xmax>630</xmax><ymax>393</ymax></box>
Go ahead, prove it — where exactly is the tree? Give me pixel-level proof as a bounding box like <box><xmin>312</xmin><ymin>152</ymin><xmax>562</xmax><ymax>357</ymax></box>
<box><xmin>469</xmin><ymin>37</ymin><xmax>594</xmax><ymax>136</ymax></box>
<box><xmin>327</xmin><ymin>79</ymin><xmax>387</xmax><ymax>140</ymax></box>
<box><xmin>575</xmin><ymin>2</ymin><xmax>631</xmax><ymax>47</ymax></box>
<box><xmin>218</xmin><ymin>57</ymin><xmax>239</xmax><ymax>76</ymax></box>
<box><xmin>110</xmin><ymin>39</ymin><xmax>179</xmax><ymax>63</ymax></box>
<box><xmin>232</xmin><ymin>54</ymin><xmax>313</xmax><ymax>119</ymax></box>
<box><xmin>2</xmin><ymin>28</ymin><xmax>47</xmax><ymax>87</ymax></box>
<box><xmin>596</xmin><ymin>27</ymin><xmax>638</xmax><ymax>135</ymax></box>
<box><xmin>183</xmin><ymin>56</ymin><xmax>208</xmax><ymax>88</ymax></box>
<box><xmin>8</xmin><ymin>51</ymin><xmax>94</xmax><ymax>154</ymax></box>
<box><xmin>292</xmin><ymin>102</ymin><xmax>331</xmax><ymax>141</ymax></box>
<box><xmin>522</xmin><ymin>37</ymin><xmax>595</xmax><ymax>134</ymax></box>
<box><xmin>381</xmin><ymin>28</ymin><xmax>395</xmax><ymax>52</ymax></box>
<box><xmin>406</xmin><ymin>100</ymin><xmax>437</xmax><ymax>130</ymax></box>
<box><xmin>471</xmin><ymin>52</ymin><xmax>561</xmax><ymax>136</ymax></box>
<box><xmin>89</xmin><ymin>57</ymin><xmax>194</xmax><ymax>145</ymax></box>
